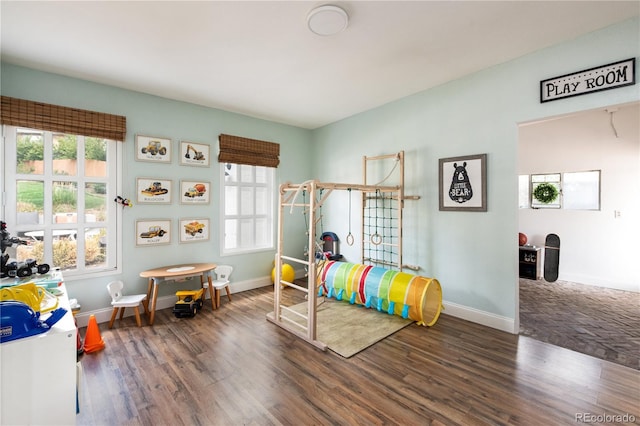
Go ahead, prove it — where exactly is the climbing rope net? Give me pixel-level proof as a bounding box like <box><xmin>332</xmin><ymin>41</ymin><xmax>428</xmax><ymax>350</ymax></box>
<box><xmin>363</xmin><ymin>188</ymin><xmax>401</xmax><ymax>269</ymax></box>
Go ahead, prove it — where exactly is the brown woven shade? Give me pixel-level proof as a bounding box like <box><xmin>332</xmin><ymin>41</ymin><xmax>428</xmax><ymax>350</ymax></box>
<box><xmin>218</xmin><ymin>133</ymin><xmax>280</xmax><ymax>168</ymax></box>
<box><xmin>1</xmin><ymin>96</ymin><xmax>126</xmax><ymax>141</ymax></box>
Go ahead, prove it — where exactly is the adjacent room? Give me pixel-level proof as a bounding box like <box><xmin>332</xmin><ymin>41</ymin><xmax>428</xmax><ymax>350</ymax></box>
<box><xmin>1</xmin><ymin>2</ymin><xmax>638</xmax><ymax>425</ymax></box>
<box><xmin>518</xmin><ymin>103</ymin><xmax>640</xmax><ymax>369</ymax></box>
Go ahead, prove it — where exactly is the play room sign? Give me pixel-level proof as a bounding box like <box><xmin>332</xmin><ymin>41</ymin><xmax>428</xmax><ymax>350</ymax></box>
<box><xmin>540</xmin><ymin>58</ymin><xmax>635</xmax><ymax>102</ymax></box>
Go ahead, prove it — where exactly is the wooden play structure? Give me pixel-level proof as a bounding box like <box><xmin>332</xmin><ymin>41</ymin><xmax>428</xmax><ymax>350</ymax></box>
<box><xmin>267</xmin><ymin>152</ymin><xmax>443</xmax><ymax>351</ymax></box>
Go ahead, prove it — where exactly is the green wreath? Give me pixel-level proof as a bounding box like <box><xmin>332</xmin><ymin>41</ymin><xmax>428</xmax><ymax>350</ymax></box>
<box><xmin>533</xmin><ymin>183</ymin><xmax>559</xmax><ymax>204</ymax></box>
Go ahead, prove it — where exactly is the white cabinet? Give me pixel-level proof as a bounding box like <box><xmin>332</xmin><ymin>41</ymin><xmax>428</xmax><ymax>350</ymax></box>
<box><xmin>0</xmin><ymin>276</ymin><xmax>77</xmax><ymax>425</ymax></box>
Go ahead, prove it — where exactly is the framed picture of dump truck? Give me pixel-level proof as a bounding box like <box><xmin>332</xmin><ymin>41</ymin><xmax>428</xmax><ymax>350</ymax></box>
<box><xmin>180</xmin><ymin>180</ymin><xmax>211</xmax><ymax>204</ymax></box>
<box><xmin>179</xmin><ymin>218</ymin><xmax>210</xmax><ymax>243</ymax></box>
<box><xmin>135</xmin><ymin>135</ymin><xmax>172</xmax><ymax>163</ymax></box>
<box><xmin>136</xmin><ymin>178</ymin><xmax>172</xmax><ymax>204</ymax></box>
<box><xmin>136</xmin><ymin>219</ymin><xmax>172</xmax><ymax>246</ymax></box>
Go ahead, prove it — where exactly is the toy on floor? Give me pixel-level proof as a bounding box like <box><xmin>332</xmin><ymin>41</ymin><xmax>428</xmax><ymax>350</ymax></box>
<box><xmin>173</xmin><ymin>288</ymin><xmax>204</xmax><ymax>318</ymax></box>
<box><xmin>319</xmin><ymin>261</ymin><xmax>442</xmax><ymax>326</ymax></box>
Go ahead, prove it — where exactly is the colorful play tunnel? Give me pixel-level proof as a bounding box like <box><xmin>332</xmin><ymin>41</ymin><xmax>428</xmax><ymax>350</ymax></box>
<box><xmin>318</xmin><ymin>261</ymin><xmax>443</xmax><ymax>326</ymax></box>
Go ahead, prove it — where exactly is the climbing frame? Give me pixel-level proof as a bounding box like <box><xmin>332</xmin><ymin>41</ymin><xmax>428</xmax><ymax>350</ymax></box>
<box><xmin>266</xmin><ymin>151</ymin><xmax>421</xmax><ymax>350</ymax></box>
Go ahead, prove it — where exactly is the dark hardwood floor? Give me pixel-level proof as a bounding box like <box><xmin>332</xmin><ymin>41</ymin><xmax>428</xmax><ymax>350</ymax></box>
<box><xmin>77</xmin><ymin>286</ymin><xmax>640</xmax><ymax>425</ymax></box>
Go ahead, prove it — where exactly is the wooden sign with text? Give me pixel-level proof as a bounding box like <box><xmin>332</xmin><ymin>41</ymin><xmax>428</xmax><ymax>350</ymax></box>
<box><xmin>540</xmin><ymin>58</ymin><xmax>635</xmax><ymax>103</ymax></box>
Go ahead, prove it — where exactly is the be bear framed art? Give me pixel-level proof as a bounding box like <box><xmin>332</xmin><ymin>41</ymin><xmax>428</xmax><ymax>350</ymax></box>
<box><xmin>438</xmin><ymin>153</ymin><xmax>487</xmax><ymax>212</ymax></box>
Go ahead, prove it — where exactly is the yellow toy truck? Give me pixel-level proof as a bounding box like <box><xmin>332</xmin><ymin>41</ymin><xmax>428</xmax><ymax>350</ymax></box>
<box><xmin>173</xmin><ymin>288</ymin><xmax>204</xmax><ymax>318</ymax></box>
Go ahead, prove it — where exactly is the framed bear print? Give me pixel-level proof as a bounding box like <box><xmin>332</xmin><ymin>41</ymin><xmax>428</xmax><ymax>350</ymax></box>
<box><xmin>439</xmin><ymin>153</ymin><xmax>487</xmax><ymax>212</ymax></box>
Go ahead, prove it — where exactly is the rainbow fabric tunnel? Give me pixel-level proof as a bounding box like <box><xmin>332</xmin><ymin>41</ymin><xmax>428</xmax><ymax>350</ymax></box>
<box><xmin>318</xmin><ymin>261</ymin><xmax>443</xmax><ymax>326</ymax></box>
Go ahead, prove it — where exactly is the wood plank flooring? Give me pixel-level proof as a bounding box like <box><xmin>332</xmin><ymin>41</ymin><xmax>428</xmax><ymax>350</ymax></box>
<box><xmin>77</xmin><ymin>286</ymin><xmax>640</xmax><ymax>425</ymax></box>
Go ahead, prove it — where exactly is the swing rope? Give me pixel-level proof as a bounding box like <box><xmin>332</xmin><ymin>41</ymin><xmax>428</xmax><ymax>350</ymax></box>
<box><xmin>346</xmin><ymin>188</ymin><xmax>354</xmax><ymax>246</ymax></box>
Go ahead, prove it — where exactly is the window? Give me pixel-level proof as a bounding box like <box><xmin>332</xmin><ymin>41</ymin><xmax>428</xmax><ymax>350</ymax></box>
<box><xmin>220</xmin><ymin>163</ymin><xmax>275</xmax><ymax>255</ymax></box>
<box><xmin>3</xmin><ymin>126</ymin><xmax>121</xmax><ymax>278</ymax></box>
<box><xmin>519</xmin><ymin>170</ymin><xmax>601</xmax><ymax>210</ymax></box>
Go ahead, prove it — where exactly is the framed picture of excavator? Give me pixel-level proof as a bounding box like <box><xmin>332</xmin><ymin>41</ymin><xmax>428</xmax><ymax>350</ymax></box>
<box><xmin>135</xmin><ymin>135</ymin><xmax>172</xmax><ymax>163</ymax></box>
<box><xmin>180</xmin><ymin>141</ymin><xmax>210</xmax><ymax>167</ymax></box>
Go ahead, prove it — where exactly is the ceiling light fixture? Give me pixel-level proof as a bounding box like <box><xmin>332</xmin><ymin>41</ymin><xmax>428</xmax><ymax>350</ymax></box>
<box><xmin>307</xmin><ymin>5</ymin><xmax>349</xmax><ymax>36</ymax></box>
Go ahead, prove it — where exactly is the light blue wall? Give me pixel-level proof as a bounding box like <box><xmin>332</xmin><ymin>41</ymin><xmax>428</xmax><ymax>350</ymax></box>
<box><xmin>2</xmin><ymin>17</ymin><xmax>638</xmax><ymax>329</ymax></box>
<box><xmin>311</xmin><ymin>18</ymin><xmax>639</xmax><ymax>326</ymax></box>
<box><xmin>1</xmin><ymin>64</ymin><xmax>313</xmax><ymax>312</ymax></box>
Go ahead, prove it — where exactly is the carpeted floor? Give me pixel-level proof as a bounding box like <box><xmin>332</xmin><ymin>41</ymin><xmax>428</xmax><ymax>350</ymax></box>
<box><xmin>519</xmin><ymin>278</ymin><xmax>639</xmax><ymax>370</ymax></box>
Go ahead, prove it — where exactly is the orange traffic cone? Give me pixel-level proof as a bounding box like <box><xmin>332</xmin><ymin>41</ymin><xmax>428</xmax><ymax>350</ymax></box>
<box><xmin>83</xmin><ymin>314</ymin><xmax>105</xmax><ymax>354</ymax></box>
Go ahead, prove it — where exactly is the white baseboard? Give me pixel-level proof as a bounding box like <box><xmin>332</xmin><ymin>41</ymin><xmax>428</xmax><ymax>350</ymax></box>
<box><xmin>442</xmin><ymin>301</ymin><xmax>517</xmax><ymax>334</ymax></box>
<box><xmin>75</xmin><ymin>275</ymin><xmax>273</xmax><ymax>328</ymax></box>
<box><xmin>75</xmin><ymin>274</ymin><xmax>517</xmax><ymax>335</ymax></box>
<box><xmin>559</xmin><ymin>273</ymin><xmax>639</xmax><ymax>293</ymax></box>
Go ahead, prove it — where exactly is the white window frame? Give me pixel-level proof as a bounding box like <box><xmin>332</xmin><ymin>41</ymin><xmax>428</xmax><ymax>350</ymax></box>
<box><xmin>519</xmin><ymin>170</ymin><xmax>601</xmax><ymax>211</ymax></box>
<box><xmin>220</xmin><ymin>163</ymin><xmax>275</xmax><ymax>256</ymax></box>
<box><xmin>2</xmin><ymin>125</ymin><xmax>122</xmax><ymax>280</ymax></box>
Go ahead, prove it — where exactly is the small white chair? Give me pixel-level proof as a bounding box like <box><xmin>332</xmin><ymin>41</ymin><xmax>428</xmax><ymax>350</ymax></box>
<box><xmin>210</xmin><ymin>265</ymin><xmax>233</xmax><ymax>308</ymax></box>
<box><xmin>107</xmin><ymin>280</ymin><xmax>149</xmax><ymax>328</ymax></box>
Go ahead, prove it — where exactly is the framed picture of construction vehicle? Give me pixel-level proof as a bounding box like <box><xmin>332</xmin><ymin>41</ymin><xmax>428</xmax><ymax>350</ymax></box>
<box><xmin>135</xmin><ymin>135</ymin><xmax>172</xmax><ymax>163</ymax></box>
<box><xmin>179</xmin><ymin>218</ymin><xmax>210</xmax><ymax>243</ymax></box>
<box><xmin>180</xmin><ymin>180</ymin><xmax>210</xmax><ymax>204</ymax></box>
<box><xmin>136</xmin><ymin>219</ymin><xmax>172</xmax><ymax>246</ymax></box>
<box><xmin>136</xmin><ymin>178</ymin><xmax>172</xmax><ymax>204</ymax></box>
<box><xmin>180</xmin><ymin>141</ymin><xmax>210</xmax><ymax>167</ymax></box>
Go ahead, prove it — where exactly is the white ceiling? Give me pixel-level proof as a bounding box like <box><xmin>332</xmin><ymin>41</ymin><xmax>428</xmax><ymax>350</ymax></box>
<box><xmin>1</xmin><ymin>1</ymin><xmax>638</xmax><ymax>129</ymax></box>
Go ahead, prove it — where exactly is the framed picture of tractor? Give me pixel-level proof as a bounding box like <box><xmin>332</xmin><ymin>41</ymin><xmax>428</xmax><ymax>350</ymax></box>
<box><xmin>135</xmin><ymin>135</ymin><xmax>172</xmax><ymax>163</ymax></box>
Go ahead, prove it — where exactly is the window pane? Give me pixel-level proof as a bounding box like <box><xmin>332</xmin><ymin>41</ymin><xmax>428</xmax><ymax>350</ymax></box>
<box><xmin>531</xmin><ymin>173</ymin><xmax>561</xmax><ymax>209</ymax></box>
<box><xmin>240</xmin><ymin>219</ymin><xmax>253</xmax><ymax>247</ymax></box>
<box><xmin>85</xmin><ymin>227</ymin><xmax>106</xmax><ymax>269</ymax></box>
<box><xmin>16</xmin><ymin>233</ymin><xmax>41</xmax><ymax>263</ymax></box>
<box><xmin>224</xmin><ymin>163</ymin><xmax>237</xmax><ymax>182</ymax></box>
<box><xmin>255</xmin><ymin>166</ymin><xmax>267</xmax><ymax>184</ymax></box>
<box><xmin>17</xmin><ymin>180</ymin><xmax>44</xmax><ymax>224</ymax></box>
<box><xmin>563</xmin><ymin>171</ymin><xmax>600</xmax><ymax>210</ymax></box>
<box><xmin>518</xmin><ymin>175</ymin><xmax>530</xmax><ymax>209</ymax></box>
<box><xmin>16</xmin><ymin>129</ymin><xmax>44</xmax><ymax>175</ymax></box>
<box><xmin>225</xmin><ymin>186</ymin><xmax>238</xmax><ymax>215</ymax></box>
<box><xmin>240</xmin><ymin>187</ymin><xmax>254</xmax><ymax>215</ymax></box>
<box><xmin>255</xmin><ymin>217</ymin><xmax>268</xmax><ymax>246</ymax></box>
<box><xmin>225</xmin><ymin>219</ymin><xmax>237</xmax><ymax>249</ymax></box>
<box><xmin>53</xmin><ymin>235</ymin><xmax>77</xmax><ymax>271</ymax></box>
<box><xmin>85</xmin><ymin>183</ymin><xmax>106</xmax><ymax>222</ymax></box>
<box><xmin>256</xmin><ymin>187</ymin><xmax>268</xmax><ymax>214</ymax></box>
<box><xmin>53</xmin><ymin>134</ymin><xmax>77</xmax><ymax>176</ymax></box>
<box><xmin>85</xmin><ymin>137</ymin><xmax>107</xmax><ymax>177</ymax></box>
<box><xmin>240</xmin><ymin>165</ymin><xmax>253</xmax><ymax>183</ymax></box>
<box><xmin>53</xmin><ymin>181</ymin><xmax>78</xmax><ymax>221</ymax></box>
<box><xmin>532</xmin><ymin>173</ymin><xmax>560</xmax><ymax>183</ymax></box>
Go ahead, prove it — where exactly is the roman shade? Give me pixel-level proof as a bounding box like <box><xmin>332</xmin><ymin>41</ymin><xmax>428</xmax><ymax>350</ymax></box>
<box><xmin>1</xmin><ymin>96</ymin><xmax>126</xmax><ymax>141</ymax></box>
<box><xmin>218</xmin><ymin>133</ymin><xmax>280</xmax><ymax>168</ymax></box>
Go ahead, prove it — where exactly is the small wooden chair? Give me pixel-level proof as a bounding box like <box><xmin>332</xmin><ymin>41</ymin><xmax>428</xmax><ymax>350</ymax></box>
<box><xmin>107</xmin><ymin>280</ymin><xmax>149</xmax><ymax>328</ymax></box>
